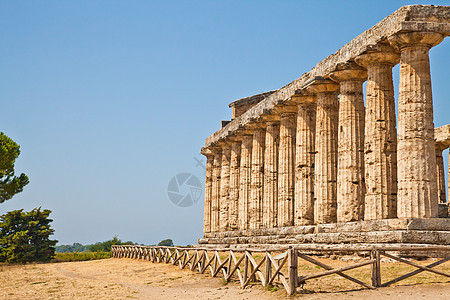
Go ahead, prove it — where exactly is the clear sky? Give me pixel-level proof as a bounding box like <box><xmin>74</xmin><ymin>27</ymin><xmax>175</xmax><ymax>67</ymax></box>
<box><xmin>1</xmin><ymin>1</ymin><xmax>449</xmax><ymax>246</ymax></box>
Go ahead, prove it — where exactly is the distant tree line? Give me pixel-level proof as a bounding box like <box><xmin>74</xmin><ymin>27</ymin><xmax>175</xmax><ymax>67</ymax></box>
<box><xmin>56</xmin><ymin>236</ymin><xmax>137</xmax><ymax>253</ymax></box>
<box><xmin>56</xmin><ymin>238</ymin><xmax>176</xmax><ymax>253</ymax></box>
<box><xmin>54</xmin><ymin>243</ymin><xmax>92</xmax><ymax>253</ymax></box>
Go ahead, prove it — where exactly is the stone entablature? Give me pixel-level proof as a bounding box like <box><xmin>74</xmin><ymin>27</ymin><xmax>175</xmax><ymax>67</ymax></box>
<box><xmin>205</xmin><ymin>5</ymin><xmax>450</xmax><ymax>147</ymax></box>
<box><xmin>200</xmin><ymin>5</ymin><xmax>450</xmax><ymax>245</ymax></box>
<box><xmin>229</xmin><ymin>91</ymin><xmax>276</xmax><ymax>120</ymax></box>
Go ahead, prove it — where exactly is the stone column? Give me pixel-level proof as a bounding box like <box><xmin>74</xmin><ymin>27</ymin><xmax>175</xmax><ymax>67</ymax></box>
<box><xmin>389</xmin><ymin>32</ymin><xmax>444</xmax><ymax>218</ymax></box>
<box><xmin>239</xmin><ymin>135</ymin><xmax>252</xmax><ymax>230</ymax></box>
<box><xmin>305</xmin><ymin>79</ymin><xmax>340</xmax><ymax>224</ymax></box>
<box><xmin>203</xmin><ymin>153</ymin><xmax>214</xmax><ymax>233</ymax></box>
<box><xmin>219</xmin><ymin>144</ymin><xmax>231</xmax><ymax>232</ymax></box>
<box><xmin>250</xmin><ymin>127</ymin><xmax>265</xmax><ymax>229</ymax></box>
<box><xmin>293</xmin><ymin>93</ymin><xmax>317</xmax><ymax>225</ymax></box>
<box><xmin>263</xmin><ymin>119</ymin><xmax>280</xmax><ymax>228</ymax></box>
<box><xmin>436</xmin><ymin>146</ymin><xmax>446</xmax><ymax>204</ymax></box>
<box><xmin>355</xmin><ymin>45</ymin><xmax>399</xmax><ymax>220</ymax></box>
<box><xmin>278</xmin><ymin>111</ymin><xmax>296</xmax><ymax>227</ymax></box>
<box><xmin>211</xmin><ymin>148</ymin><xmax>222</xmax><ymax>232</ymax></box>
<box><xmin>329</xmin><ymin>63</ymin><xmax>367</xmax><ymax>223</ymax></box>
<box><xmin>229</xmin><ymin>140</ymin><xmax>241</xmax><ymax>230</ymax></box>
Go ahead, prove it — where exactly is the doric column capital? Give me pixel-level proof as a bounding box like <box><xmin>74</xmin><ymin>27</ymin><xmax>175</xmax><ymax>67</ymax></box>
<box><xmin>240</xmin><ymin>133</ymin><xmax>253</xmax><ymax>142</ymax></box>
<box><xmin>216</xmin><ymin>140</ymin><xmax>231</xmax><ymax>149</ymax></box>
<box><xmin>201</xmin><ymin>147</ymin><xmax>215</xmax><ymax>157</ymax></box>
<box><xmin>246</xmin><ymin>121</ymin><xmax>267</xmax><ymax>131</ymax></box>
<box><xmin>435</xmin><ymin>142</ymin><xmax>447</xmax><ymax>152</ymax></box>
<box><xmin>291</xmin><ymin>90</ymin><xmax>317</xmax><ymax>105</ymax></box>
<box><xmin>236</xmin><ymin>125</ymin><xmax>255</xmax><ymax>136</ymax></box>
<box><xmin>274</xmin><ymin>104</ymin><xmax>298</xmax><ymax>116</ymax></box>
<box><xmin>261</xmin><ymin>111</ymin><xmax>282</xmax><ymax>123</ymax></box>
<box><xmin>209</xmin><ymin>145</ymin><xmax>223</xmax><ymax>155</ymax></box>
<box><xmin>227</xmin><ymin>136</ymin><xmax>243</xmax><ymax>143</ymax></box>
<box><xmin>388</xmin><ymin>31</ymin><xmax>444</xmax><ymax>50</ymax></box>
<box><xmin>328</xmin><ymin>62</ymin><xmax>367</xmax><ymax>82</ymax></box>
<box><xmin>303</xmin><ymin>77</ymin><xmax>340</xmax><ymax>94</ymax></box>
<box><xmin>355</xmin><ymin>44</ymin><xmax>400</xmax><ymax>68</ymax></box>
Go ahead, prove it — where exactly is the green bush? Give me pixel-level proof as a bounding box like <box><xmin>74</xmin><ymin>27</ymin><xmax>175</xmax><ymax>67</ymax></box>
<box><xmin>53</xmin><ymin>252</ymin><xmax>110</xmax><ymax>262</ymax></box>
<box><xmin>89</xmin><ymin>236</ymin><xmax>135</xmax><ymax>252</ymax></box>
<box><xmin>55</xmin><ymin>242</ymin><xmax>91</xmax><ymax>253</ymax></box>
<box><xmin>157</xmin><ymin>239</ymin><xmax>174</xmax><ymax>247</ymax></box>
<box><xmin>0</xmin><ymin>208</ymin><xmax>57</xmax><ymax>263</ymax></box>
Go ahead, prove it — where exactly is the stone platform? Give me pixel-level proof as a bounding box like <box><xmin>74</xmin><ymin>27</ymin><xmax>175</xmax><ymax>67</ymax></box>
<box><xmin>198</xmin><ymin>218</ymin><xmax>450</xmax><ymax>247</ymax></box>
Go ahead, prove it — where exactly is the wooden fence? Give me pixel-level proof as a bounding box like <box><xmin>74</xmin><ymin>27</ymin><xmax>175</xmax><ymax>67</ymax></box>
<box><xmin>111</xmin><ymin>245</ymin><xmax>450</xmax><ymax>295</ymax></box>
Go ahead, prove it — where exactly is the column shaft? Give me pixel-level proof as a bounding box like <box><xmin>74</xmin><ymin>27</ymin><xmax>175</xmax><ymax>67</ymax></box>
<box><xmin>436</xmin><ymin>147</ymin><xmax>446</xmax><ymax>204</ymax></box>
<box><xmin>250</xmin><ymin>128</ymin><xmax>265</xmax><ymax>229</ymax></box>
<box><xmin>239</xmin><ymin>136</ymin><xmax>252</xmax><ymax>230</ymax></box>
<box><xmin>229</xmin><ymin>141</ymin><xmax>241</xmax><ymax>230</ymax></box>
<box><xmin>294</xmin><ymin>102</ymin><xmax>316</xmax><ymax>225</ymax></box>
<box><xmin>278</xmin><ymin>113</ymin><xmax>296</xmax><ymax>227</ymax></box>
<box><xmin>220</xmin><ymin>147</ymin><xmax>231</xmax><ymax>232</ymax></box>
<box><xmin>211</xmin><ymin>150</ymin><xmax>222</xmax><ymax>232</ymax></box>
<box><xmin>203</xmin><ymin>155</ymin><xmax>213</xmax><ymax>233</ymax></box>
<box><xmin>314</xmin><ymin>92</ymin><xmax>339</xmax><ymax>224</ymax></box>
<box><xmin>360</xmin><ymin>61</ymin><xmax>398</xmax><ymax>220</ymax></box>
<box><xmin>263</xmin><ymin>122</ymin><xmax>280</xmax><ymax>228</ymax></box>
<box><xmin>389</xmin><ymin>32</ymin><xmax>443</xmax><ymax>218</ymax></box>
<box><xmin>337</xmin><ymin>80</ymin><xmax>366</xmax><ymax>222</ymax></box>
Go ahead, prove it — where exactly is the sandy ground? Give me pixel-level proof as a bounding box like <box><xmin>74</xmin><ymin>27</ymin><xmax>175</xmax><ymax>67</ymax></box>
<box><xmin>0</xmin><ymin>258</ymin><xmax>449</xmax><ymax>299</ymax></box>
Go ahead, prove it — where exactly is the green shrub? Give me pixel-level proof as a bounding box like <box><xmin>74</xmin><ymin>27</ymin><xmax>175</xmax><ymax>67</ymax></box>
<box><xmin>157</xmin><ymin>239</ymin><xmax>174</xmax><ymax>247</ymax></box>
<box><xmin>0</xmin><ymin>208</ymin><xmax>57</xmax><ymax>263</ymax></box>
<box><xmin>89</xmin><ymin>236</ymin><xmax>135</xmax><ymax>252</ymax></box>
<box><xmin>53</xmin><ymin>252</ymin><xmax>110</xmax><ymax>262</ymax></box>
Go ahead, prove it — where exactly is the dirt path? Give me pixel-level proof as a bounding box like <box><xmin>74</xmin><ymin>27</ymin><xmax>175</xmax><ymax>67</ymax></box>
<box><xmin>0</xmin><ymin>258</ymin><xmax>449</xmax><ymax>299</ymax></box>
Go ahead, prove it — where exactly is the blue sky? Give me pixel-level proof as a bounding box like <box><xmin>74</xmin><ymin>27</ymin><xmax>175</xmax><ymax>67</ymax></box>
<box><xmin>1</xmin><ymin>1</ymin><xmax>449</xmax><ymax>245</ymax></box>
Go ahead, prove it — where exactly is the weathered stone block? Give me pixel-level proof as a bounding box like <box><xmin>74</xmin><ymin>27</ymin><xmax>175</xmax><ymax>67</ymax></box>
<box><xmin>405</xmin><ymin>218</ymin><xmax>450</xmax><ymax>231</ymax></box>
<box><xmin>438</xmin><ymin>203</ymin><xmax>449</xmax><ymax>217</ymax></box>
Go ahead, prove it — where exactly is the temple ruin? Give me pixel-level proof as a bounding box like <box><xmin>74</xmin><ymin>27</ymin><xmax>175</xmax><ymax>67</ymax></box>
<box><xmin>199</xmin><ymin>5</ymin><xmax>450</xmax><ymax>248</ymax></box>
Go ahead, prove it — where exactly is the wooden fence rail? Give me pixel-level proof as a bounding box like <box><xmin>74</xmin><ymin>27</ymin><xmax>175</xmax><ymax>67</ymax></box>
<box><xmin>111</xmin><ymin>245</ymin><xmax>450</xmax><ymax>295</ymax></box>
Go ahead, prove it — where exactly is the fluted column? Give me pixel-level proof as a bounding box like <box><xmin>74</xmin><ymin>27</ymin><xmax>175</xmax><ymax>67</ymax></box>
<box><xmin>211</xmin><ymin>148</ymin><xmax>222</xmax><ymax>232</ymax></box>
<box><xmin>355</xmin><ymin>46</ymin><xmax>399</xmax><ymax>220</ymax></box>
<box><xmin>305</xmin><ymin>79</ymin><xmax>339</xmax><ymax>224</ymax></box>
<box><xmin>389</xmin><ymin>32</ymin><xmax>444</xmax><ymax>218</ymax></box>
<box><xmin>229</xmin><ymin>140</ymin><xmax>241</xmax><ymax>230</ymax></box>
<box><xmin>219</xmin><ymin>145</ymin><xmax>231</xmax><ymax>232</ymax></box>
<box><xmin>436</xmin><ymin>146</ymin><xmax>446</xmax><ymax>204</ymax></box>
<box><xmin>293</xmin><ymin>93</ymin><xmax>317</xmax><ymax>225</ymax></box>
<box><xmin>278</xmin><ymin>111</ymin><xmax>296</xmax><ymax>227</ymax></box>
<box><xmin>329</xmin><ymin>62</ymin><xmax>367</xmax><ymax>223</ymax></box>
<box><xmin>239</xmin><ymin>135</ymin><xmax>252</xmax><ymax>230</ymax></box>
<box><xmin>263</xmin><ymin>120</ymin><xmax>280</xmax><ymax>228</ymax></box>
<box><xmin>203</xmin><ymin>154</ymin><xmax>214</xmax><ymax>233</ymax></box>
<box><xmin>250</xmin><ymin>127</ymin><xmax>265</xmax><ymax>229</ymax></box>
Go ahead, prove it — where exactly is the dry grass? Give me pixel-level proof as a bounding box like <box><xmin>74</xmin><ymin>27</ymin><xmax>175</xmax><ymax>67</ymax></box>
<box><xmin>215</xmin><ymin>251</ymin><xmax>450</xmax><ymax>293</ymax></box>
<box><xmin>0</xmin><ymin>256</ymin><xmax>449</xmax><ymax>299</ymax></box>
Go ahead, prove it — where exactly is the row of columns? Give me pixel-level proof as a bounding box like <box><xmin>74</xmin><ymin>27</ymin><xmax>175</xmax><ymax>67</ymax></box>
<box><xmin>203</xmin><ymin>31</ymin><xmax>445</xmax><ymax>233</ymax></box>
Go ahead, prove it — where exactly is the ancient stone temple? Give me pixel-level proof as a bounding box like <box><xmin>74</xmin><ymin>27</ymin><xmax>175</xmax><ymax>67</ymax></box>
<box><xmin>199</xmin><ymin>5</ymin><xmax>450</xmax><ymax>248</ymax></box>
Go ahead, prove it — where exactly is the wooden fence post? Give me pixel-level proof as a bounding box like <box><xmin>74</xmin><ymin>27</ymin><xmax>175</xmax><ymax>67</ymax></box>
<box><xmin>371</xmin><ymin>249</ymin><xmax>381</xmax><ymax>287</ymax></box>
<box><xmin>264</xmin><ymin>252</ymin><xmax>271</xmax><ymax>287</ymax></box>
<box><xmin>248</xmin><ymin>251</ymin><xmax>256</xmax><ymax>282</ymax></box>
<box><xmin>288</xmin><ymin>247</ymin><xmax>298</xmax><ymax>295</ymax></box>
<box><xmin>244</xmin><ymin>251</ymin><xmax>249</xmax><ymax>284</ymax></box>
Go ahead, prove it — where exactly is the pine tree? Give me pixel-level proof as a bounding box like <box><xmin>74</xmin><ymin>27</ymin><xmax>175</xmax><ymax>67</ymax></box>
<box><xmin>0</xmin><ymin>132</ymin><xmax>29</xmax><ymax>203</ymax></box>
<box><xmin>0</xmin><ymin>208</ymin><xmax>57</xmax><ymax>263</ymax></box>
